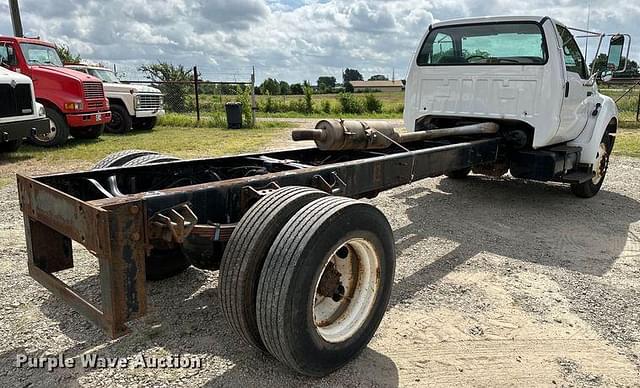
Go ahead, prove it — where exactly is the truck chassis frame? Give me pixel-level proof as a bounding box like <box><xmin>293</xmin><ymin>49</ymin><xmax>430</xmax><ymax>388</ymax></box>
<box><xmin>17</xmin><ymin>137</ymin><xmax>499</xmax><ymax>338</ymax></box>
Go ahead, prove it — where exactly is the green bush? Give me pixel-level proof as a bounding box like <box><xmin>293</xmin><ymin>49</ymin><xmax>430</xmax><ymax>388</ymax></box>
<box><xmin>235</xmin><ymin>85</ymin><xmax>253</xmax><ymax>127</ymax></box>
<box><xmin>364</xmin><ymin>94</ymin><xmax>383</xmax><ymax>113</ymax></box>
<box><xmin>386</xmin><ymin>102</ymin><xmax>404</xmax><ymax>114</ymax></box>
<box><xmin>321</xmin><ymin>99</ymin><xmax>332</xmax><ymax>114</ymax></box>
<box><xmin>303</xmin><ymin>84</ymin><xmax>314</xmax><ymax>113</ymax></box>
<box><xmin>338</xmin><ymin>93</ymin><xmax>365</xmax><ymax>114</ymax></box>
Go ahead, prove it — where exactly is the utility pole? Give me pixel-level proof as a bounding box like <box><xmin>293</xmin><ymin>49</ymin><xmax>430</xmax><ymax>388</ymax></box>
<box><xmin>9</xmin><ymin>0</ymin><xmax>24</xmax><ymax>37</ymax></box>
<box><xmin>585</xmin><ymin>0</ymin><xmax>592</xmax><ymax>60</ymax></box>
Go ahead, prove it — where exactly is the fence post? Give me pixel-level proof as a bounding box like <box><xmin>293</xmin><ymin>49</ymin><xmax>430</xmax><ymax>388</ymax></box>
<box><xmin>251</xmin><ymin>66</ymin><xmax>256</xmax><ymax>128</ymax></box>
<box><xmin>193</xmin><ymin>66</ymin><xmax>200</xmax><ymax>122</ymax></box>
<box><xmin>636</xmin><ymin>86</ymin><xmax>640</xmax><ymax>122</ymax></box>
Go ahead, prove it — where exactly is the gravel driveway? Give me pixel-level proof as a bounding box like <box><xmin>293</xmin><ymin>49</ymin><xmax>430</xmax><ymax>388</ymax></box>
<box><xmin>1</xmin><ymin>156</ymin><xmax>639</xmax><ymax>387</ymax></box>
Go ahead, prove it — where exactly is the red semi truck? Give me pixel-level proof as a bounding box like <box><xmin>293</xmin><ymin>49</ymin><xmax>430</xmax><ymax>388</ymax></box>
<box><xmin>0</xmin><ymin>36</ymin><xmax>111</xmax><ymax>146</ymax></box>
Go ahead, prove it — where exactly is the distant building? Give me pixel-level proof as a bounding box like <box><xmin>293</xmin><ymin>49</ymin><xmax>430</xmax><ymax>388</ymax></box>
<box><xmin>350</xmin><ymin>80</ymin><xmax>404</xmax><ymax>92</ymax></box>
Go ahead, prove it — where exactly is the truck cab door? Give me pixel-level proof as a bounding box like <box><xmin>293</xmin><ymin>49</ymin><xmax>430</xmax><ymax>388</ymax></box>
<box><xmin>0</xmin><ymin>43</ymin><xmax>18</xmax><ymax>71</ymax></box>
<box><xmin>556</xmin><ymin>25</ymin><xmax>591</xmax><ymax>141</ymax></box>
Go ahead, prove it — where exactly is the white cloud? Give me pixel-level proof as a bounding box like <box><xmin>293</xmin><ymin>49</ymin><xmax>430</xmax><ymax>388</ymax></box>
<box><xmin>0</xmin><ymin>0</ymin><xmax>638</xmax><ymax>82</ymax></box>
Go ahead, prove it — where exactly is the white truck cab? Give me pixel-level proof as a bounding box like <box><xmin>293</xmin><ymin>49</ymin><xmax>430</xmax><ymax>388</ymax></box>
<box><xmin>0</xmin><ymin>66</ymin><xmax>49</xmax><ymax>152</ymax></box>
<box><xmin>404</xmin><ymin>15</ymin><xmax>630</xmax><ymax>197</ymax></box>
<box><xmin>66</xmin><ymin>65</ymin><xmax>164</xmax><ymax>133</ymax></box>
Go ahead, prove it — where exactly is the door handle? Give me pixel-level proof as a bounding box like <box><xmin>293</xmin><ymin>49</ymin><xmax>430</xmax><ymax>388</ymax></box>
<box><xmin>564</xmin><ymin>82</ymin><xmax>570</xmax><ymax>98</ymax></box>
<box><xmin>592</xmin><ymin>103</ymin><xmax>602</xmax><ymax>116</ymax></box>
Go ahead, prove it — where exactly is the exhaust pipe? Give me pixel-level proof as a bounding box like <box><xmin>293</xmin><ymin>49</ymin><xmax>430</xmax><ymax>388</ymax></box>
<box><xmin>292</xmin><ymin>120</ymin><xmax>499</xmax><ymax>151</ymax></box>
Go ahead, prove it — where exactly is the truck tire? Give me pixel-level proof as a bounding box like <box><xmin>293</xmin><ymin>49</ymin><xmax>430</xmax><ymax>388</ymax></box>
<box><xmin>30</xmin><ymin>107</ymin><xmax>69</xmax><ymax>147</ymax></box>
<box><xmin>219</xmin><ymin>186</ymin><xmax>328</xmax><ymax>351</ymax></box>
<box><xmin>571</xmin><ymin>130</ymin><xmax>614</xmax><ymax>198</ymax></box>
<box><xmin>133</xmin><ymin>117</ymin><xmax>157</xmax><ymax>131</ymax></box>
<box><xmin>121</xmin><ymin>153</ymin><xmax>180</xmax><ymax>167</ymax></box>
<box><xmin>106</xmin><ymin>104</ymin><xmax>132</xmax><ymax>134</ymax></box>
<box><xmin>145</xmin><ymin>247</ymin><xmax>191</xmax><ymax>281</ymax></box>
<box><xmin>256</xmin><ymin>196</ymin><xmax>396</xmax><ymax>376</ymax></box>
<box><xmin>183</xmin><ymin>236</ymin><xmax>225</xmax><ymax>271</ymax></box>
<box><xmin>71</xmin><ymin>124</ymin><xmax>104</xmax><ymax>139</ymax></box>
<box><xmin>92</xmin><ymin>149</ymin><xmax>159</xmax><ymax>169</ymax></box>
<box><xmin>0</xmin><ymin>139</ymin><xmax>22</xmax><ymax>153</ymax></box>
<box><xmin>445</xmin><ymin>167</ymin><xmax>472</xmax><ymax>179</ymax></box>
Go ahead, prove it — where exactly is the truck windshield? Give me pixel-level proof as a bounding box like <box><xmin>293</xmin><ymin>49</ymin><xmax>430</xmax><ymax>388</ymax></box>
<box><xmin>19</xmin><ymin>43</ymin><xmax>64</xmax><ymax>67</ymax></box>
<box><xmin>88</xmin><ymin>69</ymin><xmax>121</xmax><ymax>83</ymax></box>
<box><xmin>417</xmin><ymin>22</ymin><xmax>547</xmax><ymax>66</ymax></box>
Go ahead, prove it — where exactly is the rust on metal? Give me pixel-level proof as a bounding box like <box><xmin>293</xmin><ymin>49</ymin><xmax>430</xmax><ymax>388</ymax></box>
<box><xmin>18</xmin><ymin>173</ymin><xmax>148</xmax><ymax>339</ymax></box>
<box><xmin>317</xmin><ymin>261</ymin><xmax>342</xmax><ymax>298</ymax></box>
<box><xmin>17</xmin><ymin>136</ymin><xmax>501</xmax><ymax>338</ymax></box>
<box><xmin>17</xmin><ymin>174</ymin><xmax>109</xmax><ymax>255</ymax></box>
<box><xmin>148</xmin><ymin>203</ymin><xmax>197</xmax><ymax>243</ymax></box>
<box><xmin>190</xmin><ymin>223</ymin><xmax>236</xmax><ymax>242</ymax></box>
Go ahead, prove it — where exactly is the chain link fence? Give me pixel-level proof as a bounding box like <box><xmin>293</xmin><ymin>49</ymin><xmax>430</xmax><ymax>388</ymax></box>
<box><xmin>123</xmin><ymin>66</ymin><xmax>257</xmax><ymax>127</ymax></box>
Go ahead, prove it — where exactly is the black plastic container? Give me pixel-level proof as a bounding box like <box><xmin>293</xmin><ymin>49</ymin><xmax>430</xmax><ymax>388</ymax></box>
<box><xmin>225</xmin><ymin>102</ymin><xmax>243</xmax><ymax>129</ymax></box>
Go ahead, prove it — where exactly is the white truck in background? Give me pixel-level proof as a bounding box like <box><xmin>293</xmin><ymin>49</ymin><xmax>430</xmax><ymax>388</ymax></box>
<box><xmin>404</xmin><ymin>16</ymin><xmax>630</xmax><ymax>197</ymax></box>
<box><xmin>65</xmin><ymin>64</ymin><xmax>164</xmax><ymax>133</ymax></box>
<box><xmin>0</xmin><ymin>66</ymin><xmax>49</xmax><ymax>152</ymax></box>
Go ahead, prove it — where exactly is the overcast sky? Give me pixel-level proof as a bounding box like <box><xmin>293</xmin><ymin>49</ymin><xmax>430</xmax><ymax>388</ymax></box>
<box><xmin>1</xmin><ymin>0</ymin><xmax>639</xmax><ymax>83</ymax></box>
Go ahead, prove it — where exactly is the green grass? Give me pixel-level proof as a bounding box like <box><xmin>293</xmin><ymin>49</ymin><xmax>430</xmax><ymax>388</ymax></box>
<box><xmin>0</xmin><ymin>176</ymin><xmax>12</xmax><ymax>189</ymax></box>
<box><xmin>185</xmin><ymin>91</ymin><xmax>406</xmax><ymax>119</ymax></box>
<box><xmin>157</xmin><ymin>113</ymin><xmax>288</xmax><ymax>129</ymax></box>
<box><xmin>7</xmin><ymin>123</ymin><xmax>294</xmax><ymax>164</ymax></box>
<box><xmin>257</xmin><ymin>111</ymin><xmax>402</xmax><ymax>119</ymax></box>
<box><xmin>614</xmin><ymin>129</ymin><xmax>640</xmax><ymax>158</ymax></box>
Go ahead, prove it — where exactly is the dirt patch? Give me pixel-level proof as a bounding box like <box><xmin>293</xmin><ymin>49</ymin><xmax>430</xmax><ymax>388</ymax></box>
<box><xmin>0</xmin><ymin>147</ymin><xmax>638</xmax><ymax>386</ymax></box>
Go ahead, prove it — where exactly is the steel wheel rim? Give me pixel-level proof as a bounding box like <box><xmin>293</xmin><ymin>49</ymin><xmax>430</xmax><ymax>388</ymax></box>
<box><xmin>35</xmin><ymin>118</ymin><xmax>57</xmax><ymax>142</ymax></box>
<box><xmin>592</xmin><ymin>142</ymin><xmax>609</xmax><ymax>184</ymax></box>
<box><xmin>313</xmin><ymin>238</ymin><xmax>380</xmax><ymax>343</ymax></box>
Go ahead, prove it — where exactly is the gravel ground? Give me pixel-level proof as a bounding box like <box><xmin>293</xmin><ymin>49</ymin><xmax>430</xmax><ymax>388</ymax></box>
<box><xmin>0</xmin><ymin>150</ymin><xmax>639</xmax><ymax>386</ymax></box>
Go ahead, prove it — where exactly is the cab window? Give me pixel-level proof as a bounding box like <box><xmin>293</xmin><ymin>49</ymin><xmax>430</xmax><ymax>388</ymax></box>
<box><xmin>0</xmin><ymin>44</ymin><xmax>7</xmax><ymax>63</ymax></box>
<box><xmin>0</xmin><ymin>43</ymin><xmax>17</xmax><ymax>66</ymax></box>
<box><xmin>418</xmin><ymin>22</ymin><xmax>547</xmax><ymax>65</ymax></box>
<box><xmin>556</xmin><ymin>25</ymin><xmax>588</xmax><ymax>79</ymax></box>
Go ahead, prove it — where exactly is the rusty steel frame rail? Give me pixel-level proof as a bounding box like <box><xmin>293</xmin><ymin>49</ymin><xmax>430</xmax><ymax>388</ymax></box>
<box><xmin>16</xmin><ymin>138</ymin><xmax>500</xmax><ymax>338</ymax></box>
<box><xmin>17</xmin><ymin>175</ymin><xmax>146</xmax><ymax>338</ymax></box>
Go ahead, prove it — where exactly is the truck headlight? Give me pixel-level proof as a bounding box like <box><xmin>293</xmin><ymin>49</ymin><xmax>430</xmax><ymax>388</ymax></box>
<box><xmin>159</xmin><ymin>95</ymin><xmax>164</xmax><ymax>106</ymax></box>
<box><xmin>64</xmin><ymin>102</ymin><xmax>83</xmax><ymax>111</ymax></box>
<box><xmin>134</xmin><ymin>95</ymin><xmax>141</xmax><ymax>109</ymax></box>
<box><xmin>38</xmin><ymin>104</ymin><xmax>45</xmax><ymax>117</ymax></box>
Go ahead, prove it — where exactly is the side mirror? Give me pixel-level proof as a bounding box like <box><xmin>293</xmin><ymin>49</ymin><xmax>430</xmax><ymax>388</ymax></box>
<box><xmin>6</xmin><ymin>46</ymin><xmax>17</xmax><ymax>66</ymax></box>
<box><xmin>601</xmin><ymin>70</ymin><xmax>614</xmax><ymax>82</ymax></box>
<box><xmin>607</xmin><ymin>34</ymin><xmax>625</xmax><ymax>71</ymax></box>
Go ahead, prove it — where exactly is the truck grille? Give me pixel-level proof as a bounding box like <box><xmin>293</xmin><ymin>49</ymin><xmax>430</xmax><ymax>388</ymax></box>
<box><xmin>87</xmin><ymin>101</ymin><xmax>105</xmax><ymax>109</ymax></box>
<box><xmin>0</xmin><ymin>84</ymin><xmax>33</xmax><ymax>118</ymax></box>
<box><xmin>137</xmin><ymin>94</ymin><xmax>162</xmax><ymax>111</ymax></box>
<box><xmin>83</xmin><ymin>82</ymin><xmax>105</xmax><ymax>100</ymax></box>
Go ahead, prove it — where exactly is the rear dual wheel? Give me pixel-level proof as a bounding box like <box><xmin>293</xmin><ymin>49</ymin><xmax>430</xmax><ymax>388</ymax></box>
<box><xmin>220</xmin><ymin>189</ymin><xmax>396</xmax><ymax>376</ymax></box>
<box><xmin>219</xmin><ymin>186</ymin><xmax>328</xmax><ymax>350</ymax></box>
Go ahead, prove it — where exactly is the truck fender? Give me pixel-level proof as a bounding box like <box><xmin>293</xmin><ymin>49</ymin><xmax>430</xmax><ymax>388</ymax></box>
<box><xmin>108</xmin><ymin>97</ymin><xmax>135</xmax><ymax>117</ymax></box>
<box><xmin>36</xmin><ymin>97</ymin><xmax>61</xmax><ymax>113</ymax></box>
<box><xmin>567</xmin><ymin>95</ymin><xmax>618</xmax><ymax>164</ymax></box>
